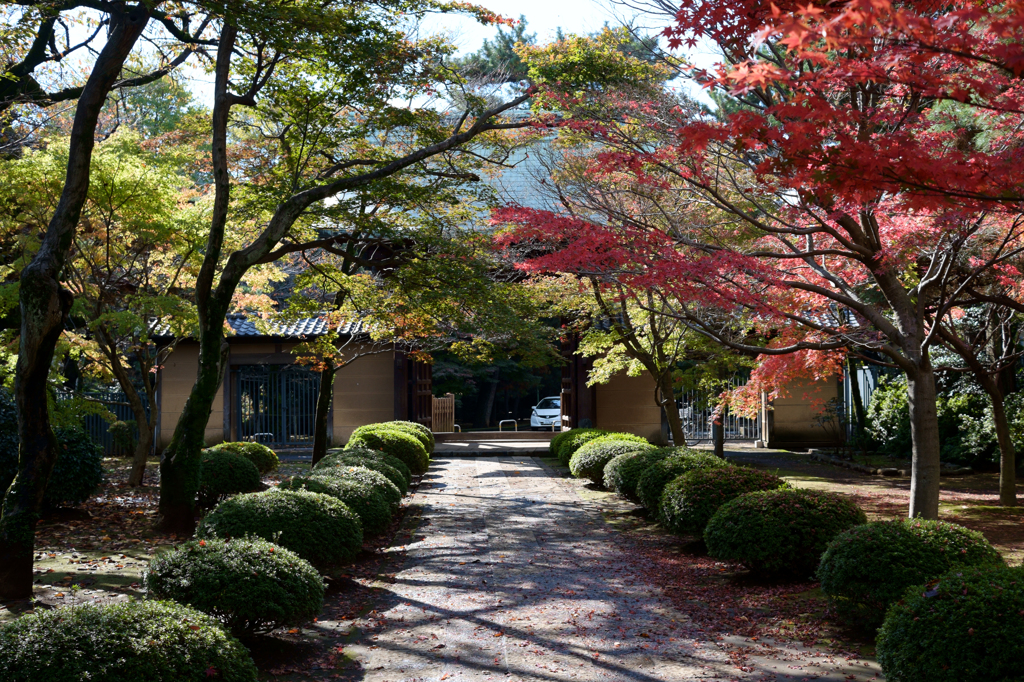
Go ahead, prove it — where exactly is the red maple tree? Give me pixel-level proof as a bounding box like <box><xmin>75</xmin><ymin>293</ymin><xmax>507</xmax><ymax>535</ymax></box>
<box><xmin>498</xmin><ymin>1</ymin><xmax>1024</xmax><ymax>516</ymax></box>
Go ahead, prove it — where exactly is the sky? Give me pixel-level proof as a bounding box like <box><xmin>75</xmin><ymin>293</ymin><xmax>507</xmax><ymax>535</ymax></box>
<box><xmin>425</xmin><ymin>0</ymin><xmax>633</xmax><ymax>56</ymax></box>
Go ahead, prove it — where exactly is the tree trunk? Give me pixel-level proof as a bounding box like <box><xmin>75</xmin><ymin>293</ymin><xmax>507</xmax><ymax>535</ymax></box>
<box><xmin>312</xmin><ymin>362</ymin><xmax>336</xmax><ymax>466</ymax></box>
<box><xmin>158</xmin><ymin>322</ymin><xmax>229</xmax><ymax>534</ymax></box>
<box><xmin>988</xmin><ymin>392</ymin><xmax>1018</xmax><ymax>507</ymax></box>
<box><xmin>906</xmin><ymin>363</ymin><xmax>942</xmax><ymax>519</ymax></box>
<box><xmin>848</xmin><ymin>357</ymin><xmax>867</xmax><ymax>439</ymax></box>
<box><xmin>158</xmin><ymin>27</ymin><xmax>236</xmax><ymax>535</ymax></box>
<box><xmin>480</xmin><ymin>372</ymin><xmax>499</xmax><ymax>428</ymax></box>
<box><xmin>0</xmin><ymin>6</ymin><xmax>150</xmax><ymax>601</ymax></box>
<box><xmin>713</xmin><ymin>413</ymin><xmax>725</xmax><ymax>458</ymax></box>
<box><xmin>129</xmin><ymin>423</ymin><xmax>154</xmax><ymax>487</ymax></box>
<box><xmin>657</xmin><ymin>372</ymin><xmax>685</xmax><ymax>446</ymax></box>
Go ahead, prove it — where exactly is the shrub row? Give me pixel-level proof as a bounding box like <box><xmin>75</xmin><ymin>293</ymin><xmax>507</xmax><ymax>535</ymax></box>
<box><xmin>568</xmin><ymin>437</ymin><xmax>654</xmax><ymax>484</ymax></box>
<box><xmin>0</xmin><ymin>419</ymin><xmax>429</xmax><ymax>681</ymax></box>
<box><xmin>347</xmin><ymin>423</ymin><xmax>430</xmax><ymax>475</ymax></box>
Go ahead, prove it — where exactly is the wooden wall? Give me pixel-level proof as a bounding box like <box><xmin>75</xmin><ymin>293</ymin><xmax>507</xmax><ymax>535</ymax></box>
<box><xmin>331</xmin><ymin>349</ymin><xmax>395</xmax><ymax>445</ymax></box>
<box><xmin>767</xmin><ymin>376</ymin><xmax>841</xmax><ymax>447</ymax></box>
<box><xmin>156</xmin><ymin>343</ymin><xmax>225</xmax><ymax>449</ymax></box>
<box><xmin>594</xmin><ymin>371</ymin><xmax>667</xmax><ymax>445</ymax></box>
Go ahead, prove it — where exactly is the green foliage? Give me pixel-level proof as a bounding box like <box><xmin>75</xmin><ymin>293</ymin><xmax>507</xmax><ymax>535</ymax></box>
<box><xmin>554</xmin><ymin>428</ymin><xmax>609</xmax><ymax>466</ymax></box>
<box><xmin>817</xmin><ymin>519</ymin><xmax>1005</xmax><ymax>629</ymax></box>
<box><xmin>381</xmin><ymin>420</ymin><xmax>435</xmax><ymax>454</ymax></box>
<box><xmin>635</xmin><ymin>450</ymin><xmax>730</xmax><ymax>514</ymax></box>
<box><xmin>207</xmin><ymin>441</ymin><xmax>279</xmax><ymax>474</ymax></box>
<box><xmin>876</xmin><ymin>566</ymin><xmax>1024</xmax><ymax>682</ymax></box>
<box><xmin>346</xmin><ymin>428</ymin><xmax>430</xmax><ymax>475</ymax></box>
<box><xmin>704</xmin><ymin>488</ymin><xmax>867</xmax><ymax>577</ymax></box>
<box><xmin>660</xmin><ymin>466</ymin><xmax>784</xmax><ymax>536</ymax></box>
<box><xmin>568</xmin><ymin>437</ymin><xmax>655</xmax><ymax>484</ymax></box>
<box><xmin>453</xmin><ymin>15</ymin><xmax>536</xmax><ymax>82</ymax></box>
<box><xmin>107</xmin><ymin>420</ymin><xmax>138</xmax><ymax>453</ymax></box>
<box><xmin>280</xmin><ymin>466</ymin><xmax>398</xmax><ymax>537</ymax></box>
<box><xmin>866</xmin><ymin>374</ymin><xmax>1016</xmax><ymax>466</ymax></box>
<box><xmin>602</xmin><ymin>448</ymin><xmax>672</xmax><ymax>502</ymax></box>
<box><xmin>197</xmin><ymin>489</ymin><xmax>363</xmax><ymax>569</ymax></box>
<box><xmin>146</xmin><ymin>538</ymin><xmax>324</xmax><ymax>636</ymax></box>
<box><xmin>197</xmin><ymin>449</ymin><xmax>263</xmax><ymax>509</ymax></box>
<box><xmin>0</xmin><ymin>599</ymin><xmax>257</xmax><ymax>682</ymax></box>
<box><xmin>0</xmin><ymin>415</ymin><xmax>104</xmax><ymax>508</ymax></box>
<box><xmin>315</xmin><ymin>449</ymin><xmax>409</xmax><ymax>493</ymax></box>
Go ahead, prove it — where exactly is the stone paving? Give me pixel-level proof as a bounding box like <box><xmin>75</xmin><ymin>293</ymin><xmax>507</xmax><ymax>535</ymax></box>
<box><xmin>344</xmin><ymin>456</ymin><xmax>882</xmax><ymax>682</ymax></box>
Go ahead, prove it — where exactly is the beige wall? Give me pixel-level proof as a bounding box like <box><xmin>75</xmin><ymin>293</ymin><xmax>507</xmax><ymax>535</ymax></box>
<box><xmin>156</xmin><ymin>344</ymin><xmax>224</xmax><ymax>449</ymax></box>
<box><xmin>769</xmin><ymin>376</ymin><xmax>840</xmax><ymax>446</ymax></box>
<box><xmin>332</xmin><ymin>349</ymin><xmax>395</xmax><ymax>445</ymax></box>
<box><xmin>594</xmin><ymin>371</ymin><xmax>666</xmax><ymax>444</ymax></box>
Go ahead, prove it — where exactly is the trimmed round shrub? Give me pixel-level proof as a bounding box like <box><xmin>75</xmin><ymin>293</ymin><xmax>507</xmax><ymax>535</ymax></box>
<box><xmin>704</xmin><ymin>488</ymin><xmax>867</xmax><ymax>577</ymax></box>
<box><xmin>0</xmin><ymin>599</ymin><xmax>257</xmax><ymax>682</ymax></box>
<box><xmin>315</xmin><ymin>449</ymin><xmax>409</xmax><ymax>494</ymax></box>
<box><xmin>569</xmin><ymin>437</ymin><xmax>655</xmax><ymax>485</ymax></box>
<box><xmin>146</xmin><ymin>537</ymin><xmax>324</xmax><ymax>635</ymax></box>
<box><xmin>347</xmin><ymin>428</ymin><xmax>429</xmax><ymax>475</ymax></box>
<box><xmin>636</xmin><ymin>450</ymin><xmax>730</xmax><ymax>514</ymax></box>
<box><xmin>197</xmin><ymin>489</ymin><xmax>363</xmax><ymax>568</ymax></box>
<box><xmin>197</xmin><ymin>449</ymin><xmax>263</xmax><ymax>509</ymax></box>
<box><xmin>660</xmin><ymin>466</ymin><xmax>784</xmax><ymax>535</ymax></box>
<box><xmin>280</xmin><ymin>467</ymin><xmax>398</xmax><ymax>537</ymax></box>
<box><xmin>206</xmin><ymin>441</ymin><xmax>279</xmax><ymax>474</ymax></box>
<box><xmin>383</xmin><ymin>420</ymin><xmax>435</xmax><ymax>454</ymax></box>
<box><xmin>556</xmin><ymin>428</ymin><xmax>610</xmax><ymax>466</ymax></box>
<box><xmin>320</xmin><ymin>464</ymin><xmax>402</xmax><ymax>511</ymax></box>
<box><xmin>603</xmin><ymin>448</ymin><xmax>672</xmax><ymax>502</ymax></box>
<box><xmin>818</xmin><ymin>519</ymin><xmax>1005</xmax><ymax>628</ymax></box>
<box><xmin>876</xmin><ymin>565</ymin><xmax>1024</xmax><ymax>682</ymax></box>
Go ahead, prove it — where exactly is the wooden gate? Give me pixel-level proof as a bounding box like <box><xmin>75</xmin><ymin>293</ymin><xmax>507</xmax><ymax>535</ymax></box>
<box><xmin>432</xmin><ymin>392</ymin><xmax>455</xmax><ymax>433</ymax></box>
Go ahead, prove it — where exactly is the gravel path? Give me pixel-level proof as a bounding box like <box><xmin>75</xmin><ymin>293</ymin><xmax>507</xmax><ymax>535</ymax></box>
<box><xmin>345</xmin><ymin>456</ymin><xmax>731</xmax><ymax>681</ymax></box>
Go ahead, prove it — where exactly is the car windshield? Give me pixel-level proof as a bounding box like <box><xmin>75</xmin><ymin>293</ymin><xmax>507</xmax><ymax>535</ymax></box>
<box><xmin>536</xmin><ymin>398</ymin><xmax>560</xmax><ymax>410</ymax></box>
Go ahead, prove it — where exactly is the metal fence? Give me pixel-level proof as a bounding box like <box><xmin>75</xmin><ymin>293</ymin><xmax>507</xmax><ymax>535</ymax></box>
<box><xmin>56</xmin><ymin>389</ymin><xmax>148</xmax><ymax>457</ymax></box>
<box><xmin>233</xmin><ymin>364</ymin><xmax>320</xmax><ymax>446</ymax></box>
<box><xmin>677</xmin><ymin>376</ymin><xmax>760</xmax><ymax>443</ymax></box>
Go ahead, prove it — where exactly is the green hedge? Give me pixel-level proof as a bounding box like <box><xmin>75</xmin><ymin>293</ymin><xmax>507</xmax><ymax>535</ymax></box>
<box><xmin>315</xmin><ymin>449</ymin><xmax>409</xmax><ymax>493</ymax></box>
<box><xmin>876</xmin><ymin>565</ymin><xmax>1024</xmax><ymax>682</ymax></box>
<box><xmin>818</xmin><ymin>519</ymin><xmax>1005</xmax><ymax>628</ymax></box>
<box><xmin>280</xmin><ymin>467</ymin><xmax>397</xmax><ymax>537</ymax></box>
<box><xmin>382</xmin><ymin>420</ymin><xmax>435</xmax><ymax>454</ymax></box>
<box><xmin>346</xmin><ymin>428</ymin><xmax>429</xmax><ymax>475</ymax></box>
<box><xmin>205</xmin><ymin>441</ymin><xmax>279</xmax><ymax>474</ymax></box>
<box><xmin>568</xmin><ymin>437</ymin><xmax>655</xmax><ymax>485</ymax></box>
<box><xmin>659</xmin><ymin>466</ymin><xmax>784</xmax><ymax>535</ymax></box>
<box><xmin>146</xmin><ymin>538</ymin><xmax>324</xmax><ymax>636</ymax></box>
<box><xmin>197</xmin><ymin>449</ymin><xmax>263</xmax><ymax>509</ymax></box>
<box><xmin>602</xmin><ymin>448</ymin><xmax>671</xmax><ymax>502</ymax></box>
<box><xmin>0</xmin><ymin>600</ymin><xmax>257</xmax><ymax>682</ymax></box>
<box><xmin>553</xmin><ymin>428</ymin><xmax>608</xmax><ymax>466</ymax></box>
<box><xmin>704</xmin><ymin>488</ymin><xmax>867</xmax><ymax>577</ymax></box>
<box><xmin>197</xmin><ymin>489</ymin><xmax>363</xmax><ymax>568</ymax></box>
<box><xmin>635</xmin><ymin>450</ymin><xmax>729</xmax><ymax>515</ymax></box>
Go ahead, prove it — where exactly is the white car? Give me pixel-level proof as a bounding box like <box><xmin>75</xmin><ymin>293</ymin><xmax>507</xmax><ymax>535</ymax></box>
<box><xmin>530</xmin><ymin>396</ymin><xmax>561</xmax><ymax>430</ymax></box>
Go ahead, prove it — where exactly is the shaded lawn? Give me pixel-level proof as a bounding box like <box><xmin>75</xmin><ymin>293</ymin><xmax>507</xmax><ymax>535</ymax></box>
<box><xmin>720</xmin><ymin>448</ymin><xmax>1024</xmax><ymax>565</ymax></box>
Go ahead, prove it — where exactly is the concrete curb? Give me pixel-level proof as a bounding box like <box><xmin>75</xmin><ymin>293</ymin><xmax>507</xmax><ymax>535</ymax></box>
<box><xmin>807</xmin><ymin>450</ymin><xmax>974</xmax><ymax>477</ymax></box>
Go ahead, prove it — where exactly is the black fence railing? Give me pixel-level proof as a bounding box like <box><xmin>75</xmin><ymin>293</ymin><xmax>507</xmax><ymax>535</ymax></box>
<box><xmin>56</xmin><ymin>389</ymin><xmax>148</xmax><ymax>457</ymax></box>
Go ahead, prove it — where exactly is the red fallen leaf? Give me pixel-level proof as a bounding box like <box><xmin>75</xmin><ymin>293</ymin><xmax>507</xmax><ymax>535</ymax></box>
<box><xmin>189</xmin><ymin>625</ymin><xmax>200</xmax><ymax>631</ymax></box>
<box><xmin>199</xmin><ymin>540</ymin><xmax>206</xmax><ymax>547</ymax></box>
<box><xmin>205</xmin><ymin>666</ymin><xmax>218</xmax><ymax>677</ymax></box>
<box><xmin>287</xmin><ymin>628</ymin><xmax>300</xmax><ymax>634</ymax></box>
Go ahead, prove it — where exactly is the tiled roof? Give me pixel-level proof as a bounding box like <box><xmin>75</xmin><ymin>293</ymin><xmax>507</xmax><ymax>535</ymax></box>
<box><xmin>151</xmin><ymin>314</ymin><xmax>366</xmax><ymax>340</ymax></box>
